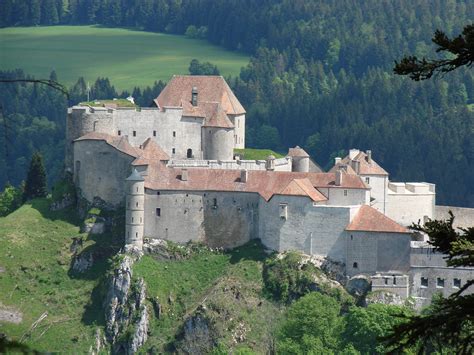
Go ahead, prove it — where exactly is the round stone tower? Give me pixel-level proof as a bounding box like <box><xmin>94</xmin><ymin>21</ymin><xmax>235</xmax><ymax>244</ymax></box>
<box><xmin>125</xmin><ymin>169</ymin><xmax>145</xmax><ymax>249</ymax></box>
<box><xmin>65</xmin><ymin>106</ymin><xmax>115</xmax><ymax>171</ymax></box>
<box><xmin>288</xmin><ymin>146</ymin><xmax>310</xmax><ymax>173</ymax></box>
<box><xmin>203</xmin><ymin>127</ymin><xmax>234</xmax><ymax>160</ymax></box>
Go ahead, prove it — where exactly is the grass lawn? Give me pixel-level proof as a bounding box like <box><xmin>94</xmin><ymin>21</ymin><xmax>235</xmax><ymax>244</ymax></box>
<box><xmin>0</xmin><ymin>198</ymin><xmax>118</xmax><ymax>352</ymax></box>
<box><xmin>0</xmin><ymin>26</ymin><xmax>249</xmax><ymax>91</ymax></box>
<box><xmin>234</xmin><ymin>148</ymin><xmax>285</xmax><ymax>160</ymax></box>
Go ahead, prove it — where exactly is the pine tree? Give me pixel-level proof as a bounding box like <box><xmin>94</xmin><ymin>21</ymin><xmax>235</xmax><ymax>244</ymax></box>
<box><xmin>23</xmin><ymin>152</ymin><xmax>48</xmax><ymax>201</ymax></box>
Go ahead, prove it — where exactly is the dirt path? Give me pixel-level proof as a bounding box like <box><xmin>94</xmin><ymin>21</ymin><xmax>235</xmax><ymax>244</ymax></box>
<box><xmin>0</xmin><ymin>302</ymin><xmax>22</xmax><ymax>324</ymax></box>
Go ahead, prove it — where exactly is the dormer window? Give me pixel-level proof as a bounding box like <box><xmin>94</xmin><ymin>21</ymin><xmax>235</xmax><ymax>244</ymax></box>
<box><xmin>191</xmin><ymin>86</ymin><xmax>198</xmax><ymax>106</ymax></box>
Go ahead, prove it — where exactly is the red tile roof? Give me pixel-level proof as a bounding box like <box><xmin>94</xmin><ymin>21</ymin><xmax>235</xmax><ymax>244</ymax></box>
<box><xmin>154</xmin><ymin>75</ymin><xmax>244</xmax><ymax>128</ymax></box>
<box><xmin>346</xmin><ymin>205</ymin><xmax>409</xmax><ymax>233</ymax></box>
<box><xmin>144</xmin><ymin>163</ymin><xmax>367</xmax><ymax>201</ymax></box>
<box><xmin>278</xmin><ymin>178</ymin><xmax>327</xmax><ymax>202</ymax></box>
<box><xmin>132</xmin><ymin>138</ymin><xmax>170</xmax><ymax>166</ymax></box>
<box><xmin>340</xmin><ymin>151</ymin><xmax>388</xmax><ymax>175</ymax></box>
<box><xmin>74</xmin><ymin>132</ymin><xmax>140</xmax><ymax>158</ymax></box>
<box><xmin>329</xmin><ymin>163</ymin><xmax>357</xmax><ymax>175</ymax></box>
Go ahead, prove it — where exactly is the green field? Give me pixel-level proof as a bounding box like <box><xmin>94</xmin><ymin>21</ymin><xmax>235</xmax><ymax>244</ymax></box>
<box><xmin>0</xmin><ymin>26</ymin><xmax>249</xmax><ymax>90</ymax></box>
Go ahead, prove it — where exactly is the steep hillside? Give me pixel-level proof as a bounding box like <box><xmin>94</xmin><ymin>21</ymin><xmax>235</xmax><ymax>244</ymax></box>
<box><xmin>1</xmin><ymin>199</ymin><xmax>419</xmax><ymax>354</ymax></box>
<box><xmin>0</xmin><ymin>199</ymin><xmax>111</xmax><ymax>352</ymax></box>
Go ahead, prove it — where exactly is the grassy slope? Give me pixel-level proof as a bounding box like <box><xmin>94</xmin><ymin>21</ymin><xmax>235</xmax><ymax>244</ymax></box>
<box><xmin>234</xmin><ymin>148</ymin><xmax>285</xmax><ymax>160</ymax></box>
<box><xmin>0</xmin><ymin>199</ymin><xmax>115</xmax><ymax>352</ymax></box>
<box><xmin>0</xmin><ymin>199</ymin><xmax>279</xmax><ymax>353</ymax></box>
<box><xmin>134</xmin><ymin>241</ymin><xmax>281</xmax><ymax>352</ymax></box>
<box><xmin>0</xmin><ymin>26</ymin><xmax>249</xmax><ymax>90</ymax></box>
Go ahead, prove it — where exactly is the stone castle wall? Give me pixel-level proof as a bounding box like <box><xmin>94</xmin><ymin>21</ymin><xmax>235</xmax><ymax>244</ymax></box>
<box><xmin>345</xmin><ymin>231</ymin><xmax>411</xmax><ymax>277</ymax></box>
<box><xmin>73</xmin><ymin>140</ymin><xmax>134</xmax><ymax>206</ymax></box>
<box><xmin>435</xmin><ymin>205</ymin><xmax>474</xmax><ymax>229</ymax></box>
<box><xmin>144</xmin><ymin>190</ymin><xmax>259</xmax><ymax>249</ymax></box>
<box><xmin>67</xmin><ymin>106</ymin><xmax>237</xmax><ymax>162</ymax></box>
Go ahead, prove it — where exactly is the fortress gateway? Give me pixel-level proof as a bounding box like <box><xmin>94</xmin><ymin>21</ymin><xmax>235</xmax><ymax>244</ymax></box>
<box><xmin>67</xmin><ymin>75</ymin><xmax>472</xmax><ymax>306</ymax></box>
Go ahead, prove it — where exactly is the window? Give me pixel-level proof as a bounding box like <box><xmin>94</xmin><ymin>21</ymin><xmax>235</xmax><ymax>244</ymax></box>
<box><xmin>172</xmin><ymin>148</ymin><xmax>176</xmax><ymax>154</ymax></box>
<box><xmin>132</xmin><ymin>217</ymin><xmax>134</xmax><ymax>223</ymax></box>
<box><xmin>135</xmin><ymin>232</ymin><xmax>138</xmax><ymax>237</ymax></box>
<box><xmin>213</xmin><ymin>198</ymin><xmax>218</xmax><ymax>208</ymax></box>
<box><xmin>353</xmin><ymin>262</ymin><xmax>358</xmax><ymax>269</ymax></box>
<box><xmin>384</xmin><ymin>278</ymin><xmax>389</xmax><ymax>285</ymax></box>
<box><xmin>153</xmin><ymin>130</ymin><xmax>156</xmax><ymax>137</ymax></box>
<box><xmin>187</xmin><ymin>148</ymin><xmax>193</xmax><ymax>158</ymax></box>
<box><xmin>156</xmin><ymin>191</ymin><xmax>160</xmax><ymax>195</ymax></box>
<box><xmin>118</xmin><ymin>130</ymin><xmax>121</xmax><ymax>136</ymax></box>
<box><xmin>421</xmin><ymin>277</ymin><xmax>428</xmax><ymax>288</ymax></box>
<box><xmin>344</xmin><ymin>190</ymin><xmax>348</xmax><ymax>196</ymax></box>
<box><xmin>453</xmin><ymin>278</ymin><xmax>461</xmax><ymax>289</ymax></box>
<box><xmin>136</xmin><ymin>202</ymin><xmax>138</xmax><ymax>207</ymax></box>
<box><xmin>173</xmin><ymin>131</ymin><xmax>176</xmax><ymax>137</ymax></box>
<box><xmin>365</xmin><ymin>177</ymin><xmax>370</xmax><ymax>184</ymax></box>
<box><xmin>279</xmin><ymin>204</ymin><xmax>288</xmax><ymax>220</ymax></box>
<box><xmin>437</xmin><ymin>278</ymin><xmax>445</xmax><ymax>288</ymax></box>
<box><xmin>350</xmin><ymin>235</ymin><xmax>353</xmax><ymax>240</ymax></box>
<box><xmin>393</xmin><ymin>276</ymin><xmax>397</xmax><ymax>285</ymax></box>
<box><xmin>156</xmin><ymin>208</ymin><xmax>161</xmax><ymax>217</ymax></box>
<box><xmin>133</xmin><ymin>131</ymin><xmax>136</xmax><ymax>137</ymax></box>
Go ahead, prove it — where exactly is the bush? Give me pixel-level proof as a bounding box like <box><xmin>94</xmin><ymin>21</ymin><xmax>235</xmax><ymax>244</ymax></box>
<box><xmin>0</xmin><ymin>183</ymin><xmax>23</xmax><ymax>216</ymax></box>
<box><xmin>263</xmin><ymin>252</ymin><xmax>319</xmax><ymax>303</ymax></box>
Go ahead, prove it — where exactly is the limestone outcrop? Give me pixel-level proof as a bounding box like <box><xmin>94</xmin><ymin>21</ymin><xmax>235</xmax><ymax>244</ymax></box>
<box><xmin>104</xmin><ymin>249</ymin><xmax>149</xmax><ymax>354</ymax></box>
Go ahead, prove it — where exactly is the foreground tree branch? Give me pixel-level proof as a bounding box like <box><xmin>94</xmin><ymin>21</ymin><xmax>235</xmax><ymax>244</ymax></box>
<box><xmin>383</xmin><ymin>213</ymin><xmax>474</xmax><ymax>353</ymax></box>
<box><xmin>394</xmin><ymin>24</ymin><xmax>474</xmax><ymax>80</ymax></box>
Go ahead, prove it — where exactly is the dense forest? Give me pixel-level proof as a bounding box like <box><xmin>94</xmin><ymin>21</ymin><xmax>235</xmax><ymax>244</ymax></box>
<box><xmin>1</xmin><ymin>0</ymin><xmax>473</xmax><ymax>207</ymax></box>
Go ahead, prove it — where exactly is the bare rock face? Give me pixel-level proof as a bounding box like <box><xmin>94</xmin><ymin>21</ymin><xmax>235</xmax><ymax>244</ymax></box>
<box><xmin>179</xmin><ymin>312</ymin><xmax>217</xmax><ymax>354</ymax></box>
<box><xmin>104</xmin><ymin>252</ymin><xmax>149</xmax><ymax>354</ymax></box>
<box><xmin>346</xmin><ymin>275</ymin><xmax>371</xmax><ymax>298</ymax></box>
<box><xmin>50</xmin><ymin>193</ymin><xmax>75</xmax><ymax>211</ymax></box>
<box><xmin>72</xmin><ymin>252</ymin><xmax>94</xmax><ymax>273</ymax></box>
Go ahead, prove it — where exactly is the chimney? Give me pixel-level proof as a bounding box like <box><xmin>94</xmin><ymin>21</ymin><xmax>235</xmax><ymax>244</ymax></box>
<box><xmin>240</xmin><ymin>169</ymin><xmax>248</xmax><ymax>183</ymax></box>
<box><xmin>366</xmin><ymin>150</ymin><xmax>372</xmax><ymax>163</ymax></box>
<box><xmin>352</xmin><ymin>160</ymin><xmax>360</xmax><ymax>175</ymax></box>
<box><xmin>335</xmin><ymin>169</ymin><xmax>343</xmax><ymax>186</ymax></box>
<box><xmin>191</xmin><ymin>86</ymin><xmax>198</xmax><ymax>106</ymax></box>
<box><xmin>349</xmin><ymin>149</ymin><xmax>359</xmax><ymax>160</ymax></box>
<box><xmin>335</xmin><ymin>157</ymin><xmax>341</xmax><ymax>165</ymax></box>
<box><xmin>266</xmin><ymin>155</ymin><xmax>275</xmax><ymax>171</ymax></box>
<box><xmin>181</xmin><ymin>169</ymin><xmax>188</xmax><ymax>181</ymax></box>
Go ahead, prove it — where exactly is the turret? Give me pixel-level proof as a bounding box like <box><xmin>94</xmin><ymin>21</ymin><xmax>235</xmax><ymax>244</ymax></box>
<box><xmin>288</xmin><ymin>146</ymin><xmax>310</xmax><ymax>173</ymax></box>
<box><xmin>266</xmin><ymin>154</ymin><xmax>275</xmax><ymax>171</ymax></box>
<box><xmin>125</xmin><ymin>169</ymin><xmax>145</xmax><ymax>249</ymax></box>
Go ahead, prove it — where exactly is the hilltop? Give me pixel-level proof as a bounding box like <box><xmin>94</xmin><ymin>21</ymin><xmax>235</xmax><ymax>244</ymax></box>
<box><xmin>0</xmin><ymin>198</ymin><xmax>415</xmax><ymax>353</ymax></box>
<box><xmin>0</xmin><ymin>26</ymin><xmax>249</xmax><ymax>90</ymax></box>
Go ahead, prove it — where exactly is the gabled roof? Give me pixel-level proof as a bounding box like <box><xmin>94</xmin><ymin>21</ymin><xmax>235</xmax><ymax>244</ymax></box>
<box><xmin>278</xmin><ymin>178</ymin><xmax>327</xmax><ymax>202</ymax></box>
<box><xmin>333</xmin><ymin>151</ymin><xmax>388</xmax><ymax>176</ymax></box>
<box><xmin>328</xmin><ymin>163</ymin><xmax>357</xmax><ymax>175</ymax></box>
<box><xmin>154</xmin><ymin>75</ymin><xmax>245</xmax><ymax>116</ymax></box>
<box><xmin>132</xmin><ymin>138</ymin><xmax>170</xmax><ymax>166</ymax></box>
<box><xmin>144</xmin><ymin>163</ymin><xmax>368</xmax><ymax>201</ymax></box>
<box><xmin>74</xmin><ymin>132</ymin><xmax>140</xmax><ymax>158</ymax></box>
<box><xmin>346</xmin><ymin>205</ymin><xmax>409</xmax><ymax>233</ymax></box>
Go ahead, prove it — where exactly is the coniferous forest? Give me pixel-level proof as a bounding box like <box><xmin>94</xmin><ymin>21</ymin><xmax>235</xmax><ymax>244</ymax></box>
<box><xmin>1</xmin><ymin>0</ymin><xmax>473</xmax><ymax>207</ymax></box>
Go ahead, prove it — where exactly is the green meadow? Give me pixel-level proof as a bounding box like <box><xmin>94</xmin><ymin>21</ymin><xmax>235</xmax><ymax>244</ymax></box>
<box><xmin>0</xmin><ymin>26</ymin><xmax>249</xmax><ymax>90</ymax></box>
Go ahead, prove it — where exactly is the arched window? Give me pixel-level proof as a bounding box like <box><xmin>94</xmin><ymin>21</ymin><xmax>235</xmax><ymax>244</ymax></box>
<box><xmin>353</xmin><ymin>262</ymin><xmax>358</xmax><ymax>268</ymax></box>
<box><xmin>187</xmin><ymin>149</ymin><xmax>193</xmax><ymax>158</ymax></box>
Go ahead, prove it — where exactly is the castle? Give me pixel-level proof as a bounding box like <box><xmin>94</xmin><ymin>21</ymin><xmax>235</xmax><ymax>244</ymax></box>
<box><xmin>66</xmin><ymin>75</ymin><xmax>473</xmax><ymax>307</ymax></box>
